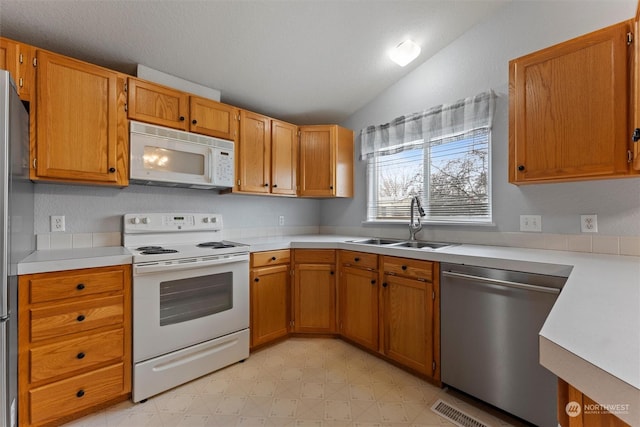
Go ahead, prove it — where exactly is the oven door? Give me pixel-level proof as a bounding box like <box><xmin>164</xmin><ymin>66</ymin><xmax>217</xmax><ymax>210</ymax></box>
<box><xmin>132</xmin><ymin>254</ymin><xmax>249</xmax><ymax>363</ymax></box>
<box><xmin>130</xmin><ymin>131</ymin><xmax>214</xmax><ymax>187</ymax></box>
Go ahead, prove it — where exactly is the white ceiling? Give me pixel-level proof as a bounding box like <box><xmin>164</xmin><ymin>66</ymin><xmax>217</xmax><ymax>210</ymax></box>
<box><xmin>0</xmin><ymin>0</ymin><xmax>508</xmax><ymax>125</ymax></box>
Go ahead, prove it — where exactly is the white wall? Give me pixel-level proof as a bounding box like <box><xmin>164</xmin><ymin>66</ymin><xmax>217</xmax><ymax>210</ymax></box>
<box><xmin>326</xmin><ymin>0</ymin><xmax>640</xmax><ymax>237</ymax></box>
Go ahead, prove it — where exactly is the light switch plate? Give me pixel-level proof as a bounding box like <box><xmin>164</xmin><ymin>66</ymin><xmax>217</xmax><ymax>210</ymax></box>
<box><xmin>520</xmin><ymin>215</ymin><xmax>542</xmax><ymax>232</ymax></box>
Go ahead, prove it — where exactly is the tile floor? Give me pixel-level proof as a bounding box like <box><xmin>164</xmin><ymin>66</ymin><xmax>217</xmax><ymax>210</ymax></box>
<box><xmin>63</xmin><ymin>338</ymin><xmax>527</xmax><ymax>427</ymax></box>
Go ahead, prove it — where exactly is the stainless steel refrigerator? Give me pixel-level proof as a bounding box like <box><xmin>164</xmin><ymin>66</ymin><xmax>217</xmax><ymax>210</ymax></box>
<box><xmin>1</xmin><ymin>70</ymin><xmax>34</xmax><ymax>427</ymax></box>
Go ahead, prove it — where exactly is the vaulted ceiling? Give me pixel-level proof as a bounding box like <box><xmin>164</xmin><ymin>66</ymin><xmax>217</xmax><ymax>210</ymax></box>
<box><xmin>0</xmin><ymin>0</ymin><xmax>508</xmax><ymax>124</ymax></box>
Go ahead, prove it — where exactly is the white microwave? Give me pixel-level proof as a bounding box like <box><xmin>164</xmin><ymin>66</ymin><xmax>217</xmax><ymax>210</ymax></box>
<box><xmin>129</xmin><ymin>121</ymin><xmax>234</xmax><ymax>190</ymax></box>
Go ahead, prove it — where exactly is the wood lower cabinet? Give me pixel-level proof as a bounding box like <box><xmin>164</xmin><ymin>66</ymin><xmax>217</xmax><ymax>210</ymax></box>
<box><xmin>18</xmin><ymin>265</ymin><xmax>131</xmax><ymax>427</ymax></box>
<box><xmin>381</xmin><ymin>256</ymin><xmax>440</xmax><ymax>380</ymax></box>
<box><xmin>558</xmin><ymin>379</ymin><xmax>631</xmax><ymax>427</ymax></box>
<box><xmin>509</xmin><ymin>20</ymin><xmax>638</xmax><ymax>183</ymax></box>
<box><xmin>250</xmin><ymin>250</ymin><xmax>291</xmax><ymax>349</ymax></box>
<box><xmin>298</xmin><ymin>125</ymin><xmax>353</xmax><ymax>197</ymax></box>
<box><xmin>292</xmin><ymin>249</ymin><xmax>336</xmax><ymax>333</ymax></box>
<box><xmin>339</xmin><ymin>250</ymin><xmax>379</xmax><ymax>351</ymax></box>
<box><xmin>35</xmin><ymin>50</ymin><xmax>128</xmax><ymax>186</ymax></box>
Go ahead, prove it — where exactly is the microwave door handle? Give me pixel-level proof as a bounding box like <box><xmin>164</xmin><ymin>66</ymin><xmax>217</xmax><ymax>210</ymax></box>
<box><xmin>208</xmin><ymin>147</ymin><xmax>216</xmax><ymax>184</ymax></box>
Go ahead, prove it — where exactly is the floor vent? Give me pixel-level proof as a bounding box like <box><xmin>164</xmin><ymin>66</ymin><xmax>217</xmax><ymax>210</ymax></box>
<box><xmin>431</xmin><ymin>399</ymin><xmax>491</xmax><ymax>427</ymax></box>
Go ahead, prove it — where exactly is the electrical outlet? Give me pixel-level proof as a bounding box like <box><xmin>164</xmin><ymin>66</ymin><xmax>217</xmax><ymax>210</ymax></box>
<box><xmin>581</xmin><ymin>214</ymin><xmax>598</xmax><ymax>233</ymax></box>
<box><xmin>519</xmin><ymin>215</ymin><xmax>542</xmax><ymax>232</ymax></box>
<box><xmin>50</xmin><ymin>215</ymin><xmax>65</xmax><ymax>232</ymax></box>
<box><xmin>279</xmin><ymin>215</ymin><xmax>285</xmax><ymax>226</ymax></box>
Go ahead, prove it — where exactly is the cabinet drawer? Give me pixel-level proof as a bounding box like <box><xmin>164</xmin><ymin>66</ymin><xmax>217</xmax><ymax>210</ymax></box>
<box><xmin>30</xmin><ymin>295</ymin><xmax>124</xmax><ymax>342</ymax></box>
<box><xmin>382</xmin><ymin>256</ymin><xmax>433</xmax><ymax>281</ymax></box>
<box><xmin>29</xmin><ymin>363</ymin><xmax>125</xmax><ymax>425</ymax></box>
<box><xmin>28</xmin><ymin>268</ymin><xmax>124</xmax><ymax>304</ymax></box>
<box><xmin>251</xmin><ymin>250</ymin><xmax>290</xmax><ymax>268</ymax></box>
<box><xmin>339</xmin><ymin>250</ymin><xmax>377</xmax><ymax>270</ymax></box>
<box><xmin>294</xmin><ymin>249</ymin><xmax>335</xmax><ymax>264</ymax></box>
<box><xmin>30</xmin><ymin>328</ymin><xmax>124</xmax><ymax>383</ymax></box>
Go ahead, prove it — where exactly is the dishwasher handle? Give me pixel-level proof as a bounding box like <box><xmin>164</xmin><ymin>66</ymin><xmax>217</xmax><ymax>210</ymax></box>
<box><xmin>441</xmin><ymin>271</ymin><xmax>560</xmax><ymax>295</ymax></box>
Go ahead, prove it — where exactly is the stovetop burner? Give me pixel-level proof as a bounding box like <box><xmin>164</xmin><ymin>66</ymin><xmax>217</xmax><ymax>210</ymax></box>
<box><xmin>197</xmin><ymin>242</ymin><xmax>235</xmax><ymax>249</ymax></box>
<box><xmin>138</xmin><ymin>247</ymin><xmax>179</xmax><ymax>255</ymax></box>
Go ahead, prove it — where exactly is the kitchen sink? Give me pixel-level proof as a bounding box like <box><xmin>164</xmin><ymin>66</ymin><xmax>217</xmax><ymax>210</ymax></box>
<box><xmin>389</xmin><ymin>241</ymin><xmax>453</xmax><ymax>250</ymax></box>
<box><xmin>349</xmin><ymin>238</ymin><xmax>455</xmax><ymax>250</ymax></box>
<box><xmin>350</xmin><ymin>238</ymin><xmax>404</xmax><ymax>245</ymax></box>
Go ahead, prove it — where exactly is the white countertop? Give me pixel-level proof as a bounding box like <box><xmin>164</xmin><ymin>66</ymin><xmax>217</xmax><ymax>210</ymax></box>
<box><xmin>18</xmin><ymin>235</ymin><xmax>640</xmax><ymax>423</ymax></box>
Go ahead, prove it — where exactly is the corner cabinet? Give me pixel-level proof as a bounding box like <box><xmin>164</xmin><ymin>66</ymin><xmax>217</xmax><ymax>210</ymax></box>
<box><xmin>34</xmin><ymin>50</ymin><xmax>128</xmax><ymax>186</ymax></box>
<box><xmin>18</xmin><ymin>265</ymin><xmax>132</xmax><ymax>427</ymax></box>
<box><xmin>250</xmin><ymin>250</ymin><xmax>291</xmax><ymax>349</ymax></box>
<box><xmin>381</xmin><ymin>256</ymin><xmax>440</xmax><ymax>381</ymax></box>
<box><xmin>299</xmin><ymin>125</ymin><xmax>354</xmax><ymax>197</ymax></box>
<box><xmin>509</xmin><ymin>20</ymin><xmax>639</xmax><ymax>183</ymax></box>
<box><xmin>292</xmin><ymin>249</ymin><xmax>337</xmax><ymax>333</ymax></box>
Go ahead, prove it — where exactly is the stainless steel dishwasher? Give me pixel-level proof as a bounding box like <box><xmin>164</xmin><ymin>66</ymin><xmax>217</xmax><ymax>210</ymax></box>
<box><xmin>440</xmin><ymin>263</ymin><xmax>566</xmax><ymax>427</ymax></box>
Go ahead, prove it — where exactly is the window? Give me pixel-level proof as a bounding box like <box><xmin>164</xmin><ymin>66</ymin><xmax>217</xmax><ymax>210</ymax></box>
<box><xmin>361</xmin><ymin>91</ymin><xmax>494</xmax><ymax>224</ymax></box>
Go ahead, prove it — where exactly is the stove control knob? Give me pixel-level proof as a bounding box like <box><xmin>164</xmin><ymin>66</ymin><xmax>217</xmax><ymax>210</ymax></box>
<box><xmin>203</xmin><ymin>217</ymin><xmax>209</xmax><ymax>223</ymax></box>
<box><xmin>132</xmin><ymin>217</ymin><xmax>140</xmax><ymax>225</ymax></box>
<box><xmin>141</xmin><ymin>217</ymin><xmax>151</xmax><ymax>224</ymax></box>
<box><xmin>211</xmin><ymin>217</ymin><xmax>217</xmax><ymax>223</ymax></box>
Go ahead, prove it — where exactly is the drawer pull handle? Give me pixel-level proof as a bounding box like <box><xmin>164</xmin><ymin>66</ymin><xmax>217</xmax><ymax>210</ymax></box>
<box><xmin>271</xmin><ymin>256</ymin><xmax>277</xmax><ymax>261</ymax></box>
<box><xmin>354</xmin><ymin>257</ymin><xmax>360</xmax><ymax>262</ymax></box>
<box><xmin>77</xmin><ymin>315</ymin><xmax>85</xmax><ymax>322</ymax></box>
<box><xmin>77</xmin><ymin>352</ymin><xmax>85</xmax><ymax>360</ymax></box>
<box><xmin>76</xmin><ymin>390</ymin><xmax>85</xmax><ymax>398</ymax></box>
<box><xmin>76</xmin><ymin>283</ymin><xmax>85</xmax><ymax>290</ymax></box>
<box><xmin>401</xmin><ymin>265</ymin><xmax>407</xmax><ymax>270</ymax></box>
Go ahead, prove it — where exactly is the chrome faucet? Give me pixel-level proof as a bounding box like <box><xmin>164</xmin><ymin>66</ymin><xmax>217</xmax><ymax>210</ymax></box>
<box><xmin>409</xmin><ymin>196</ymin><xmax>426</xmax><ymax>241</ymax></box>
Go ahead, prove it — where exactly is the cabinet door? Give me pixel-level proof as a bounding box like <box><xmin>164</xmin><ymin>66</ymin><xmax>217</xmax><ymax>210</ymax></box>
<box><xmin>189</xmin><ymin>96</ymin><xmax>238</xmax><ymax>141</ymax></box>
<box><xmin>340</xmin><ymin>266</ymin><xmax>378</xmax><ymax>351</ymax></box>
<box><xmin>634</xmin><ymin>14</ymin><xmax>640</xmax><ymax>171</ymax></box>
<box><xmin>299</xmin><ymin>125</ymin><xmax>335</xmax><ymax>196</ymax></box>
<box><xmin>0</xmin><ymin>38</ymin><xmax>34</xmax><ymax>101</ymax></box>
<box><xmin>271</xmin><ymin>119</ymin><xmax>298</xmax><ymax>195</ymax></box>
<box><xmin>36</xmin><ymin>51</ymin><xmax>127</xmax><ymax>185</ymax></box>
<box><xmin>237</xmin><ymin>110</ymin><xmax>271</xmax><ymax>193</ymax></box>
<box><xmin>382</xmin><ymin>274</ymin><xmax>433</xmax><ymax>375</ymax></box>
<box><xmin>251</xmin><ymin>264</ymin><xmax>290</xmax><ymax>348</ymax></box>
<box><xmin>127</xmin><ymin>77</ymin><xmax>189</xmax><ymax>130</ymax></box>
<box><xmin>509</xmin><ymin>22</ymin><xmax>632</xmax><ymax>183</ymax></box>
<box><xmin>294</xmin><ymin>263</ymin><xmax>336</xmax><ymax>333</ymax></box>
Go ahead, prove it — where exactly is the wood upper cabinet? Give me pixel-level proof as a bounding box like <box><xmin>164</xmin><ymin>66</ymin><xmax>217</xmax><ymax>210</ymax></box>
<box><xmin>558</xmin><ymin>379</ymin><xmax>631</xmax><ymax>427</ymax></box>
<box><xmin>292</xmin><ymin>249</ymin><xmax>337</xmax><ymax>333</ymax></box>
<box><xmin>127</xmin><ymin>77</ymin><xmax>238</xmax><ymax>141</ymax></box>
<box><xmin>236</xmin><ymin>112</ymin><xmax>297</xmax><ymax>196</ymax></box>
<box><xmin>127</xmin><ymin>77</ymin><xmax>189</xmax><ymax>130</ymax></box>
<box><xmin>299</xmin><ymin>125</ymin><xmax>354</xmax><ymax>197</ymax></box>
<box><xmin>18</xmin><ymin>265</ymin><xmax>132</xmax><ymax>427</ymax></box>
<box><xmin>35</xmin><ymin>50</ymin><xmax>128</xmax><ymax>186</ymax></box>
<box><xmin>509</xmin><ymin>21</ymin><xmax>638</xmax><ymax>183</ymax></box>
<box><xmin>634</xmin><ymin>5</ymin><xmax>640</xmax><ymax>171</ymax></box>
<box><xmin>0</xmin><ymin>37</ymin><xmax>35</xmax><ymax>101</ymax></box>
<box><xmin>189</xmin><ymin>95</ymin><xmax>238</xmax><ymax>140</ymax></box>
<box><xmin>381</xmin><ymin>256</ymin><xmax>440</xmax><ymax>380</ymax></box>
<box><xmin>339</xmin><ymin>250</ymin><xmax>379</xmax><ymax>351</ymax></box>
<box><xmin>250</xmin><ymin>250</ymin><xmax>291</xmax><ymax>349</ymax></box>
<box><xmin>270</xmin><ymin>119</ymin><xmax>298</xmax><ymax>195</ymax></box>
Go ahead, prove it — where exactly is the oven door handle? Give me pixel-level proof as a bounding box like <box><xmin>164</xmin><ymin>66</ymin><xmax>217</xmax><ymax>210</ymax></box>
<box><xmin>134</xmin><ymin>254</ymin><xmax>249</xmax><ymax>275</ymax></box>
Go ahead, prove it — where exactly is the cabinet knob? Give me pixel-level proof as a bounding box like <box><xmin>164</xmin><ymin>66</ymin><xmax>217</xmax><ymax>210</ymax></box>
<box><xmin>264</xmin><ymin>183</ymin><xmax>269</xmax><ymax>187</ymax></box>
<box><xmin>370</xmin><ymin>279</ymin><xmax>376</xmax><ymax>285</ymax></box>
<box><xmin>192</xmin><ymin>119</ymin><xmax>198</xmax><ymax>125</ymax></box>
<box><xmin>76</xmin><ymin>390</ymin><xmax>85</xmax><ymax>398</ymax></box>
<box><xmin>330</xmin><ymin>185</ymin><xmax>334</xmax><ymax>190</ymax></box>
<box><xmin>382</xmin><ymin>282</ymin><xmax>388</xmax><ymax>288</ymax></box>
<box><xmin>254</xmin><ymin>278</ymin><xmax>259</xmax><ymax>282</ymax></box>
<box><xmin>108</xmin><ymin>167</ymin><xmax>116</xmax><ymax>173</ymax></box>
<box><xmin>401</xmin><ymin>265</ymin><xmax>407</xmax><ymax>270</ymax></box>
<box><xmin>517</xmin><ymin>165</ymin><xmax>525</xmax><ymax>172</ymax></box>
<box><xmin>179</xmin><ymin>116</ymin><xmax>185</xmax><ymax>121</ymax></box>
<box><xmin>330</xmin><ymin>271</ymin><xmax>334</xmax><ymax>275</ymax></box>
<box><xmin>76</xmin><ymin>283</ymin><xmax>85</xmax><ymax>290</ymax></box>
<box><xmin>273</xmin><ymin>184</ymin><xmax>278</xmax><ymax>188</ymax></box>
<box><xmin>271</xmin><ymin>256</ymin><xmax>277</xmax><ymax>261</ymax></box>
<box><xmin>77</xmin><ymin>315</ymin><xmax>85</xmax><ymax>322</ymax></box>
<box><xmin>354</xmin><ymin>257</ymin><xmax>360</xmax><ymax>262</ymax></box>
<box><xmin>633</xmin><ymin>128</ymin><xmax>640</xmax><ymax>142</ymax></box>
<box><xmin>77</xmin><ymin>352</ymin><xmax>85</xmax><ymax>360</ymax></box>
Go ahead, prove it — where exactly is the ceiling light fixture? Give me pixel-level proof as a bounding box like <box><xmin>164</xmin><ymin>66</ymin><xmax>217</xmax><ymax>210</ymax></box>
<box><xmin>389</xmin><ymin>39</ymin><xmax>421</xmax><ymax>67</ymax></box>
